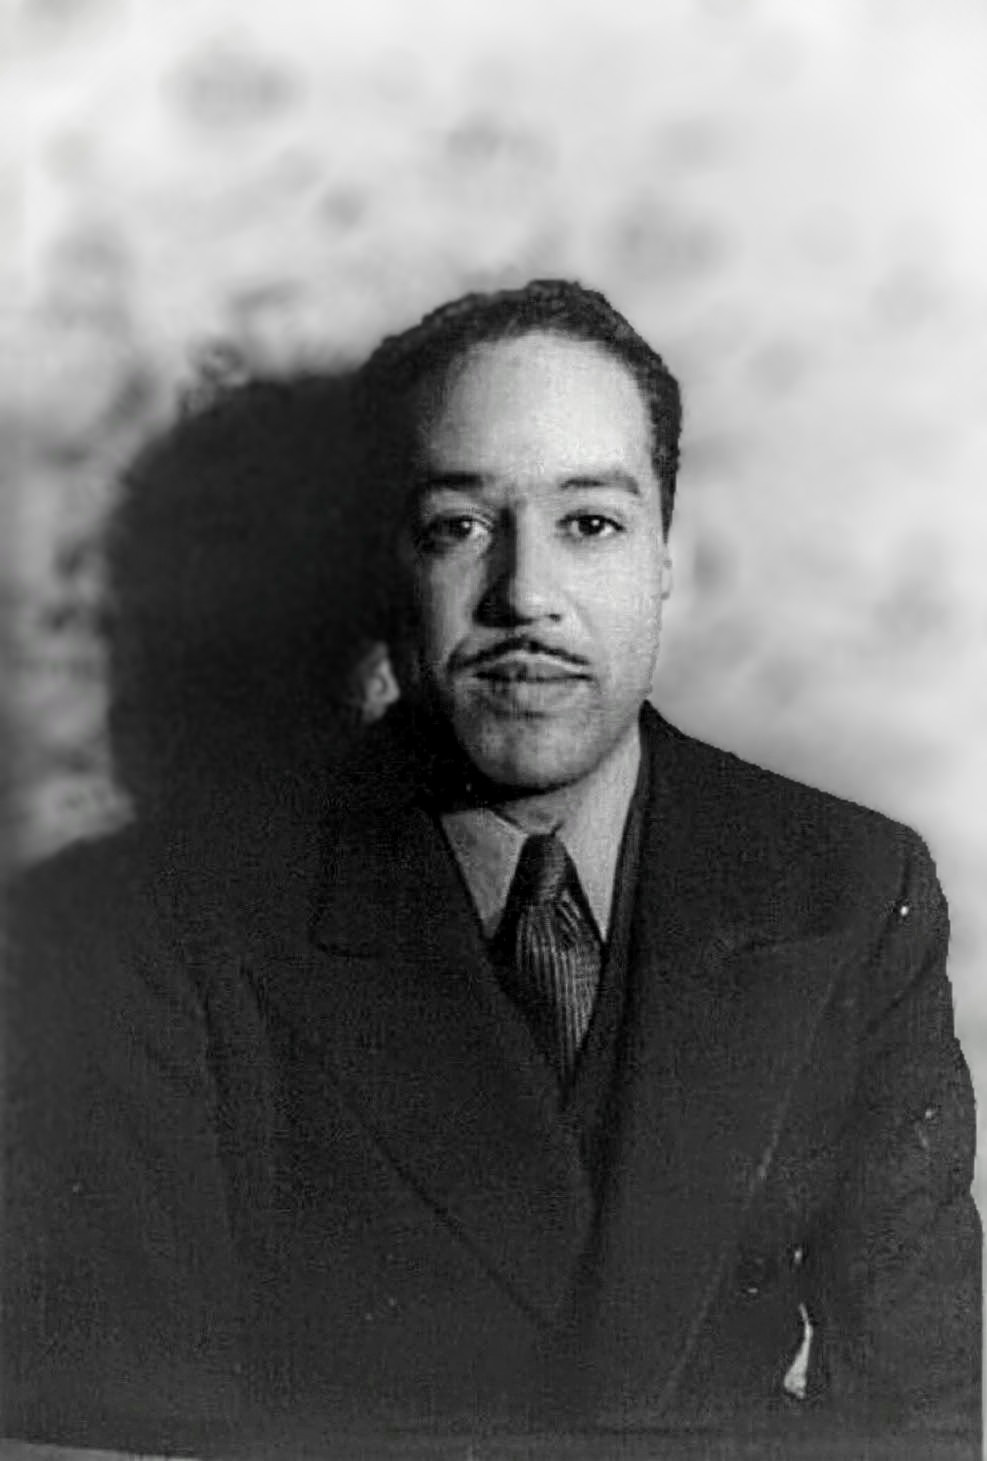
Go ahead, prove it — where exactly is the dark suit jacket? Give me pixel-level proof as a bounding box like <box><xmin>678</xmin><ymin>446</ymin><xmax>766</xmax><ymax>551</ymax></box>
<box><xmin>3</xmin><ymin>708</ymin><xmax>980</xmax><ymax>1454</ymax></box>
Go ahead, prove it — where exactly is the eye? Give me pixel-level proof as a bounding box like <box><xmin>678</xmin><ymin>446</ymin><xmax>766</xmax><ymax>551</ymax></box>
<box><xmin>562</xmin><ymin>513</ymin><xmax>623</xmax><ymax>540</ymax></box>
<box><xmin>416</xmin><ymin>514</ymin><xmax>490</xmax><ymax>554</ymax></box>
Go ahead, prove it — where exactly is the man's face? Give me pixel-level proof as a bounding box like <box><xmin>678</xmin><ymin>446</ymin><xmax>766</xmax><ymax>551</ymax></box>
<box><xmin>397</xmin><ymin>331</ymin><xmax>672</xmax><ymax>795</ymax></box>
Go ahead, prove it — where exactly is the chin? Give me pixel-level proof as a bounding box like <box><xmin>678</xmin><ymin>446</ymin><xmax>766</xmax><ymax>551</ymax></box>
<box><xmin>457</xmin><ymin>714</ymin><xmax>603</xmax><ymax>797</ymax></box>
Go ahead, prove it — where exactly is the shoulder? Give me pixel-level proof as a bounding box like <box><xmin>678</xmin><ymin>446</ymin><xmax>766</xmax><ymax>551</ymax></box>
<box><xmin>5</xmin><ymin>826</ymin><xmax>219</xmax><ymax>1085</ymax></box>
<box><xmin>644</xmin><ymin>707</ymin><xmax>933</xmax><ymax>935</ymax></box>
<box><xmin>7</xmin><ymin>826</ymin><xmax>175</xmax><ymax>970</ymax></box>
<box><xmin>643</xmin><ymin>713</ymin><xmax>959</xmax><ymax>1067</ymax></box>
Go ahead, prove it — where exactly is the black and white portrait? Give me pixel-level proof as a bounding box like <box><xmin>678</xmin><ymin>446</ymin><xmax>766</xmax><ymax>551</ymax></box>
<box><xmin>3</xmin><ymin>5</ymin><xmax>984</xmax><ymax>1458</ymax></box>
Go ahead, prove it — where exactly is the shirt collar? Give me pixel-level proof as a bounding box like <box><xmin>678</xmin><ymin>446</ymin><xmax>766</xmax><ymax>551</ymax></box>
<box><xmin>441</xmin><ymin>724</ymin><xmax>641</xmax><ymax>940</ymax></box>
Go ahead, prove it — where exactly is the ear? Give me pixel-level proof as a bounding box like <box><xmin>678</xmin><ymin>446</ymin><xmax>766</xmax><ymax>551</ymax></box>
<box><xmin>348</xmin><ymin>641</ymin><xmax>401</xmax><ymax>724</ymax></box>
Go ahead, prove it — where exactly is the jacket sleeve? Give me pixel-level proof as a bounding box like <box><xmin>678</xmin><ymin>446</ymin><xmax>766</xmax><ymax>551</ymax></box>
<box><xmin>2</xmin><ymin>840</ymin><xmax>244</xmax><ymax>1453</ymax></box>
<box><xmin>804</xmin><ymin>830</ymin><xmax>982</xmax><ymax>1437</ymax></box>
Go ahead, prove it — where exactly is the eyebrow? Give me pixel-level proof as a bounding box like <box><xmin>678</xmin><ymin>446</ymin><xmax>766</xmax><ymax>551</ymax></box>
<box><xmin>412</xmin><ymin>469</ymin><xmax>642</xmax><ymax>497</ymax></box>
<box><xmin>412</xmin><ymin>471</ymin><xmax>486</xmax><ymax>496</ymax></box>
<box><xmin>560</xmin><ymin>471</ymin><xmax>641</xmax><ymax>497</ymax></box>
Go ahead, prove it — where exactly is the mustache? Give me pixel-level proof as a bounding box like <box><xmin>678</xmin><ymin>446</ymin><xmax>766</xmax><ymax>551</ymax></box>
<box><xmin>452</xmin><ymin>637</ymin><xmax>591</xmax><ymax>674</ymax></box>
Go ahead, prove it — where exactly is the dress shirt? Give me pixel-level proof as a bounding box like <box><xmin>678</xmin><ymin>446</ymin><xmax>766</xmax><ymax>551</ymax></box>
<box><xmin>441</xmin><ymin>724</ymin><xmax>641</xmax><ymax>942</ymax></box>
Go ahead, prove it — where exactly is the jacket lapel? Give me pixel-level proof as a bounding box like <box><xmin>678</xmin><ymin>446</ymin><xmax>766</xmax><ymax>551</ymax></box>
<box><xmin>245</xmin><ymin>707</ymin><xmax>852</xmax><ymax>1398</ymax></box>
<box><xmin>251</xmin><ymin>775</ymin><xmax>595</xmax><ymax>1331</ymax></box>
<box><xmin>585</xmin><ymin>714</ymin><xmax>852</xmax><ymax>1417</ymax></box>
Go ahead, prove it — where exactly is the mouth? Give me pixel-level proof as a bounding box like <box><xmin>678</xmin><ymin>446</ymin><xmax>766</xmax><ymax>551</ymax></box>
<box><xmin>463</xmin><ymin>657</ymin><xmax>591</xmax><ymax>717</ymax></box>
<box><xmin>473</xmin><ymin>655</ymin><xmax>590</xmax><ymax>685</ymax></box>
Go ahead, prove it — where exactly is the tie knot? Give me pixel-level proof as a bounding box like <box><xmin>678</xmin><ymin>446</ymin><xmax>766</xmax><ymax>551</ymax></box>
<box><xmin>513</xmin><ymin>833</ymin><xmax>570</xmax><ymax>908</ymax></box>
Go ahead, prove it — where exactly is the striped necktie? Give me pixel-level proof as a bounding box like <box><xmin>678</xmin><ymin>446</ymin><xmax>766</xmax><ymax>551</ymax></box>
<box><xmin>496</xmin><ymin>832</ymin><xmax>602</xmax><ymax>1084</ymax></box>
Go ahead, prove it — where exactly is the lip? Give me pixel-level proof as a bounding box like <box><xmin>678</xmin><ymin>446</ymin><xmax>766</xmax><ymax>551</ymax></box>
<box><xmin>468</xmin><ymin>662</ymin><xmax>590</xmax><ymax>716</ymax></box>
<box><xmin>473</xmin><ymin>655</ymin><xmax>589</xmax><ymax>684</ymax></box>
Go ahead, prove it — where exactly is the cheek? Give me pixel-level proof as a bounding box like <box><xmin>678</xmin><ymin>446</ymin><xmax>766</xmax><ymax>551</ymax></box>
<box><xmin>415</xmin><ymin>571</ymin><xmax>475</xmax><ymax>661</ymax></box>
<box><xmin>586</xmin><ymin>570</ymin><xmax>663</xmax><ymax>667</ymax></box>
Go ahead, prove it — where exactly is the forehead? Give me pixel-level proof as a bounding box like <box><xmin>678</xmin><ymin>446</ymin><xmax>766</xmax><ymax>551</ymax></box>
<box><xmin>413</xmin><ymin>332</ymin><xmax>655</xmax><ymax>479</ymax></box>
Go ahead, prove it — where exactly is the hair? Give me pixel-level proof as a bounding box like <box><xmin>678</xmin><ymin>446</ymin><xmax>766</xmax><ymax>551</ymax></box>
<box><xmin>356</xmin><ymin>277</ymin><xmax>683</xmax><ymax>538</ymax></box>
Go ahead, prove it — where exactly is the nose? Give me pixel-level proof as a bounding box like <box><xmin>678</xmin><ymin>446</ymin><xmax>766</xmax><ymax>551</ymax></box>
<box><xmin>478</xmin><ymin>509</ymin><xmax>562</xmax><ymax>626</ymax></box>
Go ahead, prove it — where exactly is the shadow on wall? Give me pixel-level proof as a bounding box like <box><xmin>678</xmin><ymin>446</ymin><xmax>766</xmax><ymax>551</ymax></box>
<box><xmin>102</xmin><ymin>369</ymin><xmax>388</xmax><ymax>847</ymax></box>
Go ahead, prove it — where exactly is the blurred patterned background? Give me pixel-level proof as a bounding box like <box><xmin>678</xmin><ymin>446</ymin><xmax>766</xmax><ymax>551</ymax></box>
<box><xmin>4</xmin><ymin>0</ymin><xmax>987</xmax><ymax>1200</ymax></box>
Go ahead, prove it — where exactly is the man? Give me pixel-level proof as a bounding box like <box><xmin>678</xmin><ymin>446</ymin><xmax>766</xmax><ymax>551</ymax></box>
<box><xmin>4</xmin><ymin>280</ymin><xmax>980</xmax><ymax>1454</ymax></box>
